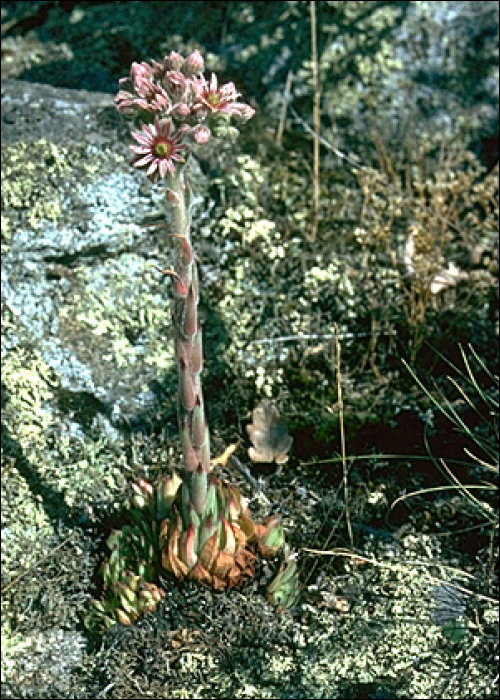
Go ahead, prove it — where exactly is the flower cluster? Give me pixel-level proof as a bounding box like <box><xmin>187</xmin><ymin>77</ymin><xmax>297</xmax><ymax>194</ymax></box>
<box><xmin>115</xmin><ymin>50</ymin><xmax>255</xmax><ymax>180</ymax></box>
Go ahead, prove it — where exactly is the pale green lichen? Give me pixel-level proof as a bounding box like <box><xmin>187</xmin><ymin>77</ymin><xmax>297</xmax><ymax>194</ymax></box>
<box><xmin>1</xmin><ymin>138</ymin><xmax>124</xmax><ymax>239</ymax></box>
<box><xmin>1</xmin><ymin>139</ymin><xmax>69</xmax><ymax>229</ymax></box>
<box><xmin>1</xmin><ymin>304</ymin><xmax>127</xmax><ymax>584</ymax></box>
<box><xmin>63</xmin><ymin>254</ymin><xmax>176</xmax><ymax>375</ymax></box>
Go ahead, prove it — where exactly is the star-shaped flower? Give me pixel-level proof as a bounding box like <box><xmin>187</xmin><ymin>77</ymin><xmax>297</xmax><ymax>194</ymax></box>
<box><xmin>192</xmin><ymin>73</ymin><xmax>255</xmax><ymax>120</ymax></box>
<box><xmin>131</xmin><ymin>117</ymin><xmax>189</xmax><ymax>179</ymax></box>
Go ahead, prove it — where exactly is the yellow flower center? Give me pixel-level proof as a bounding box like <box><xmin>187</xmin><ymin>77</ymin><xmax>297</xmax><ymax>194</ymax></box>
<box><xmin>154</xmin><ymin>140</ymin><xmax>173</xmax><ymax>157</ymax></box>
<box><xmin>207</xmin><ymin>93</ymin><xmax>221</xmax><ymax>107</ymax></box>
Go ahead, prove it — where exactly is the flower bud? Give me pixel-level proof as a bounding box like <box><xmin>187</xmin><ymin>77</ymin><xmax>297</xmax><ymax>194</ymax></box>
<box><xmin>131</xmin><ymin>61</ymin><xmax>152</xmax><ymax>84</ymax></box>
<box><xmin>192</xmin><ymin>124</ymin><xmax>211</xmax><ymax>144</ymax></box>
<box><xmin>165</xmin><ymin>70</ymin><xmax>188</xmax><ymax>98</ymax></box>
<box><xmin>183</xmin><ymin>49</ymin><xmax>205</xmax><ymax>76</ymax></box>
<box><xmin>165</xmin><ymin>51</ymin><xmax>184</xmax><ymax>71</ymax></box>
<box><xmin>172</xmin><ymin>102</ymin><xmax>191</xmax><ymax>120</ymax></box>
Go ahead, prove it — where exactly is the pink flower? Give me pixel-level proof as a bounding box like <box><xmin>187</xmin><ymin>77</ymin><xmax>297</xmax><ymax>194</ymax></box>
<box><xmin>116</xmin><ymin>51</ymin><xmax>255</xmax><ymax>145</ymax></box>
<box><xmin>118</xmin><ymin>61</ymin><xmax>153</xmax><ymax>89</ymax></box>
<box><xmin>115</xmin><ymin>89</ymin><xmax>138</xmax><ymax>114</ymax></box>
<box><xmin>134</xmin><ymin>78</ymin><xmax>172</xmax><ymax>112</ymax></box>
<box><xmin>191</xmin><ymin>73</ymin><xmax>255</xmax><ymax>120</ymax></box>
<box><xmin>192</xmin><ymin>73</ymin><xmax>238</xmax><ymax>114</ymax></box>
<box><xmin>131</xmin><ymin>118</ymin><xmax>189</xmax><ymax>179</ymax></box>
<box><xmin>234</xmin><ymin>103</ymin><xmax>256</xmax><ymax>121</ymax></box>
<box><xmin>115</xmin><ymin>78</ymin><xmax>171</xmax><ymax>115</ymax></box>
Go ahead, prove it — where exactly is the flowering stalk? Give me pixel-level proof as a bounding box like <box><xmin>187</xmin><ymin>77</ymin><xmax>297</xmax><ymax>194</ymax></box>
<box><xmin>104</xmin><ymin>50</ymin><xmax>298</xmax><ymax>602</ymax></box>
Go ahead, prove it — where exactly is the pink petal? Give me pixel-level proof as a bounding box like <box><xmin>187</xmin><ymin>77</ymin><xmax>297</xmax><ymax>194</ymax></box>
<box><xmin>134</xmin><ymin>154</ymin><xmax>155</xmax><ymax>167</ymax></box>
<box><xmin>132</xmin><ymin>132</ymin><xmax>153</xmax><ymax>146</ymax></box>
<box><xmin>158</xmin><ymin>159</ymin><xmax>169</xmax><ymax>178</ymax></box>
<box><xmin>131</xmin><ymin>145</ymin><xmax>152</xmax><ymax>154</ymax></box>
<box><xmin>146</xmin><ymin>160</ymin><xmax>158</xmax><ymax>176</ymax></box>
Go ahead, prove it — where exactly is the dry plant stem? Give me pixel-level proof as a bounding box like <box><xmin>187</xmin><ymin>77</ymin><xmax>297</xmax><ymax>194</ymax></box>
<box><xmin>299</xmin><ymin>331</ymin><xmax>354</xmax><ymax>586</ymax></box>
<box><xmin>309</xmin><ymin>0</ymin><xmax>321</xmax><ymax>241</ymax></box>
<box><xmin>302</xmin><ymin>547</ymin><xmax>499</xmax><ymax>606</ymax></box>
<box><xmin>290</xmin><ymin>106</ymin><xmax>469</xmax><ymax>242</ymax></box>
<box><xmin>335</xmin><ymin>326</ymin><xmax>353</xmax><ymax>548</ymax></box>
<box><xmin>276</xmin><ymin>70</ymin><xmax>293</xmax><ymax>147</ymax></box>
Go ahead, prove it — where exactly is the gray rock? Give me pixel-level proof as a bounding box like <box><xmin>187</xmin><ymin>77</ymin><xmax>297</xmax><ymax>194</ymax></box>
<box><xmin>1</xmin><ymin>79</ymin><xmax>182</xmax><ymax>429</ymax></box>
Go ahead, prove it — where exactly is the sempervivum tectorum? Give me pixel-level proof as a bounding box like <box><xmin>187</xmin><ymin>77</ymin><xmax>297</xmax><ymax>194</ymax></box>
<box><xmin>106</xmin><ymin>48</ymin><xmax>300</xmax><ymax>609</ymax></box>
<box><xmin>88</xmin><ymin>570</ymin><xmax>165</xmax><ymax>629</ymax></box>
<box><xmin>159</xmin><ymin>474</ymin><xmax>286</xmax><ymax>589</ymax></box>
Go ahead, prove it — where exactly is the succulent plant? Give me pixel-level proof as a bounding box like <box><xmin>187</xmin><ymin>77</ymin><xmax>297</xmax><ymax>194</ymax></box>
<box><xmin>87</xmin><ymin>49</ymin><xmax>299</xmax><ymax>631</ymax></box>
<box><xmin>117</xmin><ymin>49</ymin><xmax>290</xmax><ymax>593</ymax></box>
<box><xmin>160</xmin><ymin>474</ymin><xmax>289</xmax><ymax>588</ymax></box>
<box><xmin>87</xmin><ymin>569</ymin><xmax>165</xmax><ymax>630</ymax></box>
<box><xmin>266</xmin><ymin>555</ymin><xmax>301</xmax><ymax>609</ymax></box>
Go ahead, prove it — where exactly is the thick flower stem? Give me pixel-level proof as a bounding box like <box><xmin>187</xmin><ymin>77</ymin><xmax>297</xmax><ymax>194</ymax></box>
<box><xmin>167</xmin><ymin>170</ymin><xmax>211</xmax><ymax>520</ymax></box>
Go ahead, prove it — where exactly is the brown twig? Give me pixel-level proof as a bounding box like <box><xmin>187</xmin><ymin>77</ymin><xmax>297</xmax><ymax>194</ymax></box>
<box><xmin>309</xmin><ymin>0</ymin><xmax>321</xmax><ymax>241</ymax></box>
<box><xmin>276</xmin><ymin>70</ymin><xmax>294</xmax><ymax>147</ymax></box>
<box><xmin>335</xmin><ymin>325</ymin><xmax>353</xmax><ymax>548</ymax></box>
